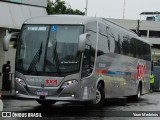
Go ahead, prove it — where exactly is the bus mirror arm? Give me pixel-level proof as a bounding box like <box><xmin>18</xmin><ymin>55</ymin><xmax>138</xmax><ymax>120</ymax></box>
<box><xmin>3</xmin><ymin>32</ymin><xmax>20</xmax><ymax>51</ymax></box>
<box><xmin>78</xmin><ymin>33</ymin><xmax>90</xmax><ymax>52</ymax></box>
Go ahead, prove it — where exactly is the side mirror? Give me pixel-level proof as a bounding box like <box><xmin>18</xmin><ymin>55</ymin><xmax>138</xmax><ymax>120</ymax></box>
<box><xmin>3</xmin><ymin>32</ymin><xmax>19</xmax><ymax>51</ymax></box>
<box><xmin>78</xmin><ymin>33</ymin><xmax>90</xmax><ymax>52</ymax></box>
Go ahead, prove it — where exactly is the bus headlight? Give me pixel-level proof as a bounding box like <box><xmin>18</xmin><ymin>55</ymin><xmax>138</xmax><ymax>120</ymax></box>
<box><xmin>61</xmin><ymin>80</ymin><xmax>78</xmax><ymax>88</ymax></box>
<box><xmin>16</xmin><ymin>77</ymin><xmax>26</xmax><ymax>86</ymax></box>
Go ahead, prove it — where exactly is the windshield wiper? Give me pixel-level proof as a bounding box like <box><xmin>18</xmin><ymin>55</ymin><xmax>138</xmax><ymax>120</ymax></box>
<box><xmin>53</xmin><ymin>41</ymin><xmax>61</xmax><ymax>75</ymax></box>
<box><xmin>27</xmin><ymin>42</ymin><xmax>43</xmax><ymax>74</ymax></box>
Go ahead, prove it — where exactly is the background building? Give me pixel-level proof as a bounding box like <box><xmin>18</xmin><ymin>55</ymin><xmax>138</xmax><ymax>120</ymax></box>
<box><xmin>0</xmin><ymin>0</ymin><xmax>47</xmax><ymax>90</ymax></box>
<box><xmin>109</xmin><ymin>17</ymin><xmax>160</xmax><ymax>60</ymax></box>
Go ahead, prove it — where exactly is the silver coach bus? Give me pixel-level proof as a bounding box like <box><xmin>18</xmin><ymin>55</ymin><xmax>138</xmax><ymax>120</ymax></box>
<box><xmin>3</xmin><ymin>15</ymin><xmax>151</xmax><ymax>107</ymax></box>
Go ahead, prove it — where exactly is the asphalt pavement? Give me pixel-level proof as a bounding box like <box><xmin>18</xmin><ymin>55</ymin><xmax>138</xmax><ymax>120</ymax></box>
<box><xmin>1</xmin><ymin>91</ymin><xmax>160</xmax><ymax>120</ymax></box>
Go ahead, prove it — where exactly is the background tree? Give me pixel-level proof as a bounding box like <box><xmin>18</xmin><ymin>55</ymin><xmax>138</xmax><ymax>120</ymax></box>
<box><xmin>47</xmin><ymin>0</ymin><xmax>85</xmax><ymax>15</ymax></box>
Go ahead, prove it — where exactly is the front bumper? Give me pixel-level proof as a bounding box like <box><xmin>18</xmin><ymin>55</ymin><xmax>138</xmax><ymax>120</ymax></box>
<box><xmin>15</xmin><ymin>80</ymin><xmax>84</xmax><ymax>101</ymax></box>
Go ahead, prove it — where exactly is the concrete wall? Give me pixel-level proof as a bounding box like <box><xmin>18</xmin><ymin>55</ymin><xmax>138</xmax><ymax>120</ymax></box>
<box><xmin>4</xmin><ymin>48</ymin><xmax>16</xmax><ymax>74</ymax></box>
<box><xmin>4</xmin><ymin>47</ymin><xmax>16</xmax><ymax>90</ymax></box>
<box><xmin>109</xmin><ymin>18</ymin><xmax>160</xmax><ymax>44</ymax></box>
<box><xmin>4</xmin><ymin>0</ymin><xmax>47</xmax><ymax>7</ymax></box>
<box><xmin>0</xmin><ymin>28</ymin><xmax>16</xmax><ymax>90</ymax></box>
<box><xmin>22</xmin><ymin>0</ymin><xmax>47</xmax><ymax>7</ymax></box>
<box><xmin>109</xmin><ymin>18</ymin><xmax>160</xmax><ymax>31</ymax></box>
<box><xmin>0</xmin><ymin>0</ymin><xmax>47</xmax><ymax>91</ymax></box>
<box><xmin>0</xmin><ymin>28</ymin><xmax>6</xmax><ymax>89</ymax></box>
<box><xmin>0</xmin><ymin>1</ymin><xmax>47</xmax><ymax>29</ymax></box>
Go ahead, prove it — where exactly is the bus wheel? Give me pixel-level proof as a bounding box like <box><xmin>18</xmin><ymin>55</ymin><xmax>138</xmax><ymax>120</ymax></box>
<box><xmin>127</xmin><ymin>85</ymin><xmax>141</xmax><ymax>101</ymax></box>
<box><xmin>135</xmin><ymin>85</ymin><xmax>141</xmax><ymax>100</ymax></box>
<box><xmin>86</xmin><ymin>86</ymin><xmax>105</xmax><ymax>108</ymax></box>
<box><xmin>36</xmin><ymin>100</ymin><xmax>56</xmax><ymax>106</ymax></box>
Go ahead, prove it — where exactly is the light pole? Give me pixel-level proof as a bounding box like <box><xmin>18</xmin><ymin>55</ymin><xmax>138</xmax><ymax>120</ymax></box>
<box><xmin>123</xmin><ymin>0</ymin><xmax>126</xmax><ymax>19</ymax></box>
<box><xmin>85</xmin><ymin>0</ymin><xmax>88</xmax><ymax>16</ymax></box>
<box><xmin>136</xmin><ymin>19</ymin><xmax>140</xmax><ymax>36</ymax></box>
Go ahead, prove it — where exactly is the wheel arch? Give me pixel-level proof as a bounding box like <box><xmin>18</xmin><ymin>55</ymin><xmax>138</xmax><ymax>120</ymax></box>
<box><xmin>96</xmin><ymin>79</ymin><xmax>105</xmax><ymax>91</ymax></box>
<box><xmin>85</xmin><ymin>78</ymin><xmax>105</xmax><ymax>108</ymax></box>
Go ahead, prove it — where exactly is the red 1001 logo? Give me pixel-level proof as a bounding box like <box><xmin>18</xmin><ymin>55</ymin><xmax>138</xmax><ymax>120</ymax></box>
<box><xmin>136</xmin><ymin>63</ymin><xmax>146</xmax><ymax>80</ymax></box>
<box><xmin>45</xmin><ymin>79</ymin><xmax>58</xmax><ymax>85</ymax></box>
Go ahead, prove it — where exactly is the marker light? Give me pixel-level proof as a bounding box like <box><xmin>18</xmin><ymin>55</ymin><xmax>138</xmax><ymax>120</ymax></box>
<box><xmin>16</xmin><ymin>91</ymin><xmax>19</xmax><ymax>94</ymax></box>
<box><xmin>16</xmin><ymin>77</ymin><xmax>26</xmax><ymax>86</ymax></box>
<box><xmin>61</xmin><ymin>80</ymin><xmax>78</xmax><ymax>88</ymax></box>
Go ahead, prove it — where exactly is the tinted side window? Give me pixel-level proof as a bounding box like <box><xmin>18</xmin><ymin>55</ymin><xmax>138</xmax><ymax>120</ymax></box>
<box><xmin>143</xmin><ymin>43</ymin><xmax>151</xmax><ymax>61</ymax></box>
<box><xmin>122</xmin><ymin>35</ymin><xmax>130</xmax><ymax>55</ymax></box>
<box><xmin>130</xmin><ymin>38</ymin><xmax>136</xmax><ymax>57</ymax></box>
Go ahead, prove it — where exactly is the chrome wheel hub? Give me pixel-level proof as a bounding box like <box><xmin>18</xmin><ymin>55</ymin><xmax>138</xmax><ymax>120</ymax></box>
<box><xmin>92</xmin><ymin>90</ymin><xmax>101</xmax><ymax>104</ymax></box>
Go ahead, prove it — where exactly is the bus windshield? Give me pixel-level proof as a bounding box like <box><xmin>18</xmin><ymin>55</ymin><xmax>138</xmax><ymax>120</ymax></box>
<box><xmin>16</xmin><ymin>25</ymin><xmax>83</xmax><ymax>76</ymax></box>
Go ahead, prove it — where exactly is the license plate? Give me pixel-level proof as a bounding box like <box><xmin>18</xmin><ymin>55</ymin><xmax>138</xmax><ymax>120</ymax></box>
<box><xmin>36</xmin><ymin>90</ymin><xmax>48</xmax><ymax>96</ymax></box>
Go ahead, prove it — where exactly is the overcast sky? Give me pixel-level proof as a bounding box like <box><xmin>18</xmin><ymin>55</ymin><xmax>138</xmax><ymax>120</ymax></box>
<box><xmin>60</xmin><ymin>0</ymin><xmax>160</xmax><ymax>20</ymax></box>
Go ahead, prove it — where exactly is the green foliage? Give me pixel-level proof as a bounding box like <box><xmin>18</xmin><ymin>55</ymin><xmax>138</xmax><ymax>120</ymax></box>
<box><xmin>47</xmin><ymin>0</ymin><xmax>84</xmax><ymax>15</ymax></box>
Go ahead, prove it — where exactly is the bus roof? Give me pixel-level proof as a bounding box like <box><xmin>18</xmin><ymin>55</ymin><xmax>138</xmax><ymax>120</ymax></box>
<box><xmin>24</xmin><ymin>15</ymin><xmax>96</xmax><ymax>25</ymax></box>
<box><xmin>24</xmin><ymin>15</ymin><xmax>151</xmax><ymax>45</ymax></box>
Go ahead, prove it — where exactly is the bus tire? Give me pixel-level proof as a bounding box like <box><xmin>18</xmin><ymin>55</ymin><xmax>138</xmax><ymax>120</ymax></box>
<box><xmin>36</xmin><ymin>100</ymin><xmax>56</xmax><ymax>106</ymax></box>
<box><xmin>127</xmin><ymin>85</ymin><xmax>141</xmax><ymax>101</ymax></box>
<box><xmin>86</xmin><ymin>85</ymin><xmax>105</xmax><ymax>108</ymax></box>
